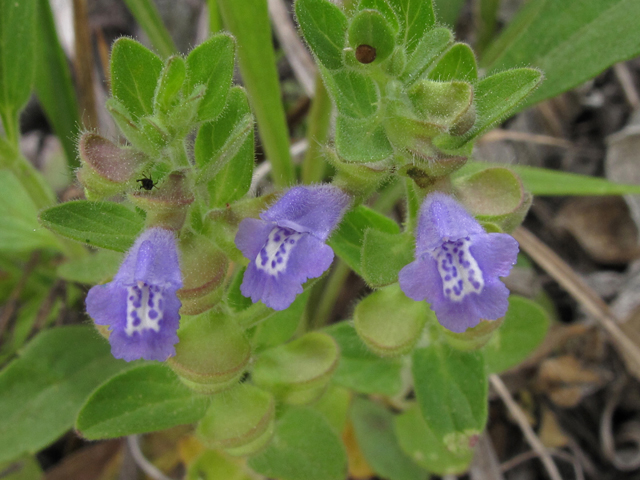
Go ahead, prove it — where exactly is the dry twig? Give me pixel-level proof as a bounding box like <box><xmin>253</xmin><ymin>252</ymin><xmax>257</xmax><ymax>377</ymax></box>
<box><xmin>127</xmin><ymin>435</ymin><xmax>174</xmax><ymax>480</ymax></box>
<box><xmin>479</xmin><ymin>129</ymin><xmax>574</xmax><ymax>149</ymax></box>
<box><xmin>613</xmin><ymin>62</ymin><xmax>640</xmax><ymax>111</ymax></box>
<box><xmin>490</xmin><ymin>374</ymin><xmax>563</xmax><ymax>480</ymax></box>
<box><xmin>513</xmin><ymin>227</ymin><xmax>640</xmax><ymax>377</ymax></box>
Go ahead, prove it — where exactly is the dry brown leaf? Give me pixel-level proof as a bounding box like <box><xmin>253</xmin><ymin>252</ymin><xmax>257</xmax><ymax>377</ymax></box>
<box><xmin>554</xmin><ymin>196</ymin><xmax>640</xmax><ymax>264</ymax></box>
<box><xmin>342</xmin><ymin>421</ymin><xmax>375</xmax><ymax>479</ymax></box>
<box><xmin>538</xmin><ymin>408</ymin><xmax>569</xmax><ymax>449</ymax></box>
<box><xmin>44</xmin><ymin>440</ymin><xmax>121</xmax><ymax>480</ymax></box>
<box><xmin>536</xmin><ymin>355</ymin><xmax>609</xmax><ymax>407</ymax></box>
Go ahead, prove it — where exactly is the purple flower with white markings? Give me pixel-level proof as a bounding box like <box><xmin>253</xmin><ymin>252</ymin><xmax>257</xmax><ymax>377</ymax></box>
<box><xmin>235</xmin><ymin>185</ymin><xmax>351</xmax><ymax>310</ymax></box>
<box><xmin>86</xmin><ymin>228</ymin><xmax>182</xmax><ymax>361</ymax></box>
<box><xmin>399</xmin><ymin>193</ymin><xmax>518</xmax><ymax>333</ymax></box>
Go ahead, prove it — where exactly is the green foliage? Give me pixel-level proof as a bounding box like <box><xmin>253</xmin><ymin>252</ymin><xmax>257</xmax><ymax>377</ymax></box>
<box><xmin>361</xmin><ymin>229</ymin><xmax>414</xmax><ymax>287</ymax></box>
<box><xmin>348</xmin><ymin>10</ymin><xmax>396</xmax><ymax>63</ymax></box>
<box><xmin>121</xmin><ymin>0</ymin><xmax>177</xmax><ymax>58</ymax></box>
<box><xmin>34</xmin><ymin>0</ymin><xmax>81</xmax><ymax>167</ymax></box>
<box><xmin>482</xmin><ymin>0</ymin><xmax>640</xmax><ymax>108</ymax></box>
<box><xmin>457</xmin><ymin>161</ymin><xmax>640</xmax><ymax>196</ymax></box>
<box><xmin>76</xmin><ymin>363</ymin><xmax>210</xmax><ymax>439</ymax></box>
<box><xmin>329</xmin><ymin>205</ymin><xmax>400</xmax><ymax>275</ymax></box>
<box><xmin>56</xmin><ymin>250</ymin><xmax>123</xmax><ymax>284</ymax></box>
<box><xmin>185</xmin><ymin>34</ymin><xmax>235</xmax><ymax>123</ymax></box>
<box><xmin>39</xmin><ymin>201</ymin><xmax>145</xmax><ymax>252</ymax></box>
<box><xmin>395</xmin><ymin>405</ymin><xmax>473</xmax><ymax>474</ymax></box>
<box><xmin>483</xmin><ymin>296</ymin><xmax>550</xmax><ymax>373</ymax></box>
<box><xmin>218</xmin><ymin>0</ymin><xmax>294</xmax><ymax>186</ymax></box>
<box><xmin>0</xmin><ymin>327</ymin><xmax>127</xmax><ymax>462</ymax></box>
<box><xmin>387</xmin><ymin>0</ymin><xmax>436</xmax><ymax>54</ymax></box>
<box><xmin>195</xmin><ymin>86</ymin><xmax>254</xmax><ymax>205</ymax></box>
<box><xmin>111</xmin><ymin>38</ymin><xmax>164</xmax><ymax>119</ymax></box>
<box><xmin>248</xmin><ymin>407</ymin><xmax>348</xmax><ymax>480</ymax></box>
<box><xmin>351</xmin><ymin>398</ymin><xmax>428</xmax><ymax>480</ymax></box>
<box><xmin>295</xmin><ymin>0</ymin><xmax>348</xmax><ymax>70</ymax></box>
<box><xmin>412</xmin><ymin>344</ymin><xmax>488</xmax><ymax>454</ymax></box>
<box><xmin>354</xmin><ymin>284</ymin><xmax>428</xmax><ymax>357</ymax></box>
<box><xmin>0</xmin><ymin>171</ymin><xmax>60</xmax><ymax>252</ymax></box>
<box><xmin>428</xmin><ymin>43</ymin><xmax>478</xmax><ymax>82</ymax></box>
<box><xmin>325</xmin><ymin>322</ymin><xmax>404</xmax><ymax>397</ymax></box>
<box><xmin>0</xmin><ymin>0</ymin><xmax>35</xmax><ymax>143</ymax></box>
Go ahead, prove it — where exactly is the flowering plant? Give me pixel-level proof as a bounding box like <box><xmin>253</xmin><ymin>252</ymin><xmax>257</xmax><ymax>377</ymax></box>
<box><xmin>0</xmin><ymin>0</ymin><xmax>638</xmax><ymax>477</ymax></box>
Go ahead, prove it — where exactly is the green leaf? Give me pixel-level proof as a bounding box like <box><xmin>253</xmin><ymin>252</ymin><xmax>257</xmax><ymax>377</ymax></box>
<box><xmin>325</xmin><ymin>322</ymin><xmax>403</xmax><ymax>397</ymax></box>
<box><xmin>253</xmin><ymin>332</ymin><xmax>339</xmax><ymax>405</ymax></box>
<box><xmin>400</xmin><ymin>27</ymin><xmax>453</xmax><ymax>86</ymax></box>
<box><xmin>0</xmin><ymin>326</ymin><xmax>128</xmax><ymax>462</ymax></box>
<box><xmin>251</xmin><ymin>289</ymin><xmax>309</xmax><ymax>353</ymax></box>
<box><xmin>311</xmin><ymin>384</ymin><xmax>351</xmax><ymax>434</ymax></box>
<box><xmin>110</xmin><ymin>38</ymin><xmax>163</xmax><ymax>119</ymax></box>
<box><xmin>328</xmin><ymin>205</ymin><xmax>399</xmax><ymax>274</ymax></box>
<box><xmin>456</xmin><ymin>161</ymin><xmax>640</xmax><ymax>196</ymax></box>
<box><xmin>39</xmin><ymin>200</ymin><xmax>145</xmax><ymax>252</ymax></box>
<box><xmin>195</xmin><ymin>87</ymin><xmax>254</xmax><ymax>205</ymax></box>
<box><xmin>186</xmin><ymin>450</ymin><xmax>253</xmax><ymax>480</ymax></box>
<box><xmin>348</xmin><ymin>10</ymin><xmax>396</xmax><ymax>63</ymax></box>
<box><xmin>121</xmin><ymin>0</ymin><xmax>177</xmax><ymax>58</ymax></box>
<box><xmin>248</xmin><ymin>407</ymin><xmax>348</xmax><ymax>480</ymax></box>
<box><xmin>412</xmin><ymin>344</ymin><xmax>488</xmax><ymax>454</ymax></box>
<box><xmin>482</xmin><ymin>0</ymin><xmax>640</xmax><ymax>108</ymax></box>
<box><xmin>387</xmin><ymin>0</ymin><xmax>436</xmax><ymax>54</ymax></box>
<box><xmin>0</xmin><ymin>292</ymin><xmax>45</xmax><ymax>365</ymax></box>
<box><xmin>57</xmin><ymin>250</ymin><xmax>122</xmax><ymax>284</ymax></box>
<box><xmin>395</xmin><ymin>405</ymin><xmax>473</xmax><ymax>475</ymax></box>
<box><xmin>428</xmin><ymin>43</ymin><xmax>478</xmax><ymax>82</ymax></box>
<box><xmin>218</xmin><ymin>0</ymin><xmax>294</xmax><ymax>186</ymax></box>
<box><xmin>295</xmin><ymin>0</ymin><xmax>348</xmax><ymax>70</ymax></box>
<box><xmin>186</xmin><ymin>34</ymin><xmax>235</xmax><ymax>123</ymax></box>
<box><xmin>435</xmin><ymin>68</ymin><xmax>543</xmax><ymax>150</ymax></box>
<box><xmin>0</xmin><ymin>0</ymin><xmax>35</xmax><ymax>119</ymax></box>
<box><xmin>77</xmin><ymin>363</ymin><xmax>210</xmax><ymax>439</ymax></box>
<box><xmin>357</xmin><ymin>0</ymin><xmax>400</xmax><ymax>32</ymax></box>
<box><xmin>351</xmin><ymin>398</ymin><xmax>428</xmax><ymax>480</ymax></box>
<box><xmin>361</xmin><ymin>230</ymin><xmax>414</xmax><ymax>287</ymax></box>
<box><xmin>34</xmin><ymin>0</ymin><xmax>81</xmax><ymax>168</ymax></box>
<box><xmin>335</xmin><ymin>115</ymin><xmax>393</xmax><ymax>163</ymax></box>
<box><xmin>483</xmin><ymin>295</ymin><xmax>549</xmax><ymax>373</ymax></box>
<box><xmin>154</xmin><ymin>55</ymin><xmax>186</xmax><ymax>113</ymax></box>
<box><xmin>0</xmin><ymin>170</ymin><xmax>60</xmax><ymax>252</ymax></box>
<box><xmin>0</xmin><ymin>455</ymin><xmax>43</xmax><ymax>480</ymax></box>
<box><xmin>354</xmin><ymin>284</ymin><xmax>428</xmax><ymax>357</ymax></box>
<box><xmin>324</xmin><ymin>69</ymin><xmax>380</xmax><ymax>119</ymax></box>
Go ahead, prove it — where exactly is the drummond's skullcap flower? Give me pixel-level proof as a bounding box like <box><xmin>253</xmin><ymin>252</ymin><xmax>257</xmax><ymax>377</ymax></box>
<box><xmin>86</xmin><ymin>228</ymin><xmax>182</xmax><ymax>361</ymax></box>
<box><xmin>399</xmin><ymin>193</ymin><xmax>518</xmax><ymax>333</ymax></box>
<box><xmin>235</xmin><ymin>185</ymin><xmax>351</xmax><ymax>310</ymax></box>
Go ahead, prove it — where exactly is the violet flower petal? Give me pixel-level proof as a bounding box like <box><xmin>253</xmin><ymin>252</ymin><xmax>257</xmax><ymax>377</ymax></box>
<box><xmin>236</xmin><ymin>185</ymin><xmax>349</xmax><ymax>310</ymax></box>
<box><xmin>260</xmin><ymin>185</ymin><xmax>351</xmax><ymax>240</ymax></box>
<box><xmin>399</xmin><ymin>193</ymin><xmax>518</xmax><ymax>332</ymax></box>
<box><xmin>86</xmin><ymin>227</ymin><xmax>182</xmax><ymax>361</ymax></box>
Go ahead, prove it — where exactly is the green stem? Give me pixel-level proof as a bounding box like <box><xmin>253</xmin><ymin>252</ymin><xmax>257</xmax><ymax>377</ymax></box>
<box><xmin>310</xmin><ymin>259</ymin><xmax>350</xmax><ymax>329</ymax></box>
<box><xmin>217</xmin><ymin>0</ymin><xmax>295</xmax><ymax>187</ymax></box>
<box><xmin>301</xmin><ymin>75</ymin><xmax>332</xmax><ymax>184</ymax></box>
<box><xmin>206</xmin><ymin>0</ymin><xmax>222</xmax><ymax>34</ymax></box>
<box><xmin>0</xmin><ymin>108</ymin><xmax>19</xmax><ymax>148</ymax></box>
<box><xmin>121</xmin><ymin>0</ymin><xmax>177</xmax><ymax>58</ymax></box>
<box><xmin>372</xmin><ymin>177</ymin><xmax>404</xmax><ymax>215</ymax></box>
<box><xmin>404</xmin><ymin>178</ymin><xmax>424</xmax><ymax>233</ymax></box>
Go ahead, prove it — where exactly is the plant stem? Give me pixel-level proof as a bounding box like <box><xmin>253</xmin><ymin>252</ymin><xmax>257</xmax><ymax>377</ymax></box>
<box><xmin>302</xmin><ymin>75</ymin><xmax>332</xmax><ymax>184</ymax></box>
<box><xmin>311</xmin><ymin>259</ymin><xmax>350</xmax><ymax>329</ymax></box>
<box><xmin>217</xmin><ymin>0</ymin><xmax>295</xmax><ymax>187</ymax></box>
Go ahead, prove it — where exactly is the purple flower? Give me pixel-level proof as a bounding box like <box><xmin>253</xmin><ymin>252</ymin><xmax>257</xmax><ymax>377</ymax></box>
<box><xmin>235</xmin><ymin>185</ymin><xmax>351</xmax><ymax>310</ymax></box>
<box><xmin>86</xmin><ymin>228</ymin><xmax>183</xmax><ymax>361</ymax></box>
<box><xmin>399</xmin><ymin>193</ymin><xmax>518</xmax><ymax>333</ymax></box>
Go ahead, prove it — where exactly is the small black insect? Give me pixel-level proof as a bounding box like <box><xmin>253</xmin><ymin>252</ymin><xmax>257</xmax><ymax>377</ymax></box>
<box><xmin>136</xmin><ymin>174</ymin><xmax>158</xmax><ymax>191</ymax></box>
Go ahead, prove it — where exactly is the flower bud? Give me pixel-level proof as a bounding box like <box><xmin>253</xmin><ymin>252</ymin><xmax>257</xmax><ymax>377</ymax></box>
<box><xmin>76</xmin><ymin>133</ymin><xmax>145</xmax><ymax>198</ymax></box>
<box><xmin>354</xmin><ymin>284</ymin><xmax>427</xmax><ymax>357</ymax></box>
<box><xmin>442</xmin><ymin>318</ymin><xmax>504</xmax><ymax>351</ymax></box>
<box><xmin>177</xmin><ymin>232</ymin><xmax>229</xmax><ymax>315</ymax></box>
<box><xmin>252</xmin><ymin>332</ymin><xmax>339</xmax><ymax>405</ymax></box>
<box><xmin>129</xmin><ymin>171</ymin><xmax>194</xmax><ymax>231</ymax></box>
<box><xmin>168</xmin><ymin>310</ymin><xmax>251</xmax><ymax>394</ymax></box>
<box><xmin>454</xmin><ymin>167</ymin><xmax>531</xmax><ymax>233</ymax></box>
<box><xmin>196</xmin><ymin>384</ymin><xmax>275</xmax><ymax>456</ymax></box>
